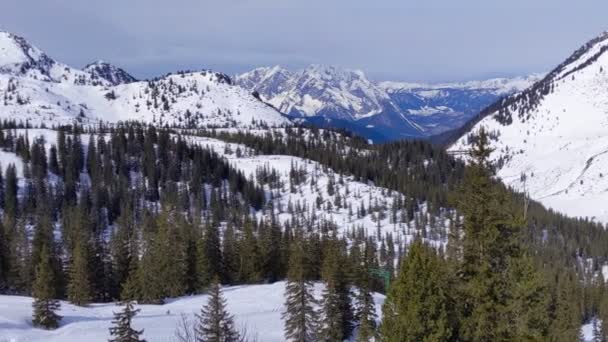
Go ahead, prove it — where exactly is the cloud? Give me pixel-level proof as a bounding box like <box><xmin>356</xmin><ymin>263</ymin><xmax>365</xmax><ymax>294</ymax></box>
<box><xmin>1</xmin><ymin>0</ymin><xmax>607</xmax><ymax>82</ymax></box>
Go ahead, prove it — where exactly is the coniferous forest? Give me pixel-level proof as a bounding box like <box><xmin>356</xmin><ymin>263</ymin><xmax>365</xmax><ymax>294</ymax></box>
<box><xmin>0</xmin><ymin>122</ymin><xmax>606</xmax><ymax>341</ymax></box>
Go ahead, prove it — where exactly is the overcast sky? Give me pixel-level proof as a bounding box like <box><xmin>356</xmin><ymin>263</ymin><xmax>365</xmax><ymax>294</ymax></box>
<box><xmin>1</xmin><ymin>0</ymin><xmax>607</xmax><ymax>82</ymax></box>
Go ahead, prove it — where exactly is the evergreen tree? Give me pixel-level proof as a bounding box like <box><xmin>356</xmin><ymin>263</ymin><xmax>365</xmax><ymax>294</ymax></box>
<box><xmin>355</xmin><ymin>261</ymin><xmax>377</xmax><ymax>342</ymax></box>
<box><xmin>238</xmin><ymin>219</ymin><xmax>261</xmax><ymax>283</ymax></box>
<box><xmin>283</xmin><ymin>239</ymin><xmax>318</xmax><ymax>342</ymax></box>
<box><xmin>380</xmin><ymin>239</ymin><xmax>452</xmax><ymax>342</ymax></box>
<box><xmin>548</xmin><ymin>271</ymin><xmax>582</xmax><ymax>342</ymax></box>
<box><xmin>67</xmin><ymin>238</ymin><xmax>92</xmax><ymax>306</ymax></box>
<box><xmin>32</xmin><ymin>245</ymin><xmax>61</xmax><ymax>330</ymax></box>
<box><xmin>598</xmin><ymin>285</ymin><xmax>608</xmax><ymax>342</ymax></box>
<box><xmin>108</xmin><ymin>301</ymin><xmax>146</xmax><ymax>342</ymax></box>
<box><xmin>195</xmin><ymin>279</ymin><xmax>240</xmax><ymax>342</ymax></box>
<box><xmin>455</xmin><ymin>128</ymin><xmax>549</xmax><ymax>341</ymax></box>
<box><xmin>318</xmin><ymin>236</ymin><xmax>353</xmax><ymax>341</ymax></box>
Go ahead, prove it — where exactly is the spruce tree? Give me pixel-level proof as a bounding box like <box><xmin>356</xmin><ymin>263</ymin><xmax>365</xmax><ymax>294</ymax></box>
<box><xmin>380</xmin><ymin>239</ymin><xmax>452</xmax><ymax>342</ymax></box>
<box><xmin>319</xmin><ymin>237</ymin><xmax>353</xmax><ymax>341</ymax></box>
<box><xmin>195</xmin><ymin>279</ymin><xmax>240</xmax><ymax>342</ymax></box>
<box><xmin>67</xmin><ymin>238</ymin><xmax>92</xmax><ymax>306</ymax></box>
<box><xmin>455</xmin><ymin>128</ymin><xmax>549</xmax><ymax>341</ymax></box>
<box><xmin>108</xmin><ymin>301</ymin><xmax>146</xmax><ymax>342</ymax></box>
<box><xmin>548</xmin><ymin>271</ymin><xmax>582</xmax><ymax>342</ymax></box>
<box><xmin>598</xmin><ymin>286</ymin><xmax>608</xmax><ymax>342</ymax></box>
<box><xmin>32</xmin><ymin>245</ymin><xmax>61</xmax><ymax>330</ymax></box>
<box><xmin>355</xmin><ymin>262</ymin><xmax>377</xmax><ymax>342</ymax></box>
<box><xmin>283</xmin><ymin>239</ymin><xmax>318</xmax><ymax>342</ymax></box>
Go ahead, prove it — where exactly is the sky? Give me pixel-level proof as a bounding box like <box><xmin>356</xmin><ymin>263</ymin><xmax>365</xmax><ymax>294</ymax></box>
<box><xmin>1</xmin><ymin>0</ymin><xmax>607</xmax><ymax>82</ymax></box>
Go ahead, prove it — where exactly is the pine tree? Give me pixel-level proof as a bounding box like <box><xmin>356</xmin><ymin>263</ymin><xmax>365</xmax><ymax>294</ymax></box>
<box><xmin>548</xmin><ymin>271</ymin><xmax>582</xmax><ymax>342</ymax></box>
<box><xmin>282</xmin><ymin>239</ymin><xmax>318</xmax><ymax>342</ymax></box>
<box><xmin>319</xmin><ymin>237</ymin><xmax>353</xmax><ymax>341</ymax></box>
<box><xmin>67</xmin><ymin>238</ymin><xmax>92</xmax><ymax>306</ymax></box>
<box><xmin>0</xmin><ymin>219</ymin><xmax>6</xmax><ymax>291</ymax></box>
<box><xmin>203</xmin><ymin>222</ymin><xmax>223</xmax><ymax>283</ymax></box>
<box><xmin>355</xmin><ymin>261</ymin><xmax>377</xmax><ymax>342</ymax></box>
<box><xmin>238</xmin><ymin>218</ymin><xmax>262</xmax><ymax>283</ymax></box>
<box><xmin>108</xmin><ymin>301</ymin><xmax>146</xmax><ymax>342</ymax></box>
<box><xmin>455</xmin><ymin>128</ymin><xmax>549</xmax><ymax>341</ymax></box>
<box><xmin>598</xmin><ymin>285</ymin><xmax>608</xmax><ymax>342</ymax></box>
<box><xmin>380</xmin><ymin>239</ymin><xmax>452</xmax><ymax>342</ymax></box>
<box><xmin>195</xmin><ymin>279</ymin><xmax>240</xmax><ymax>342</ymax></box>
<box><xmin>32</xmin><ymin>245</ymin><xmax>61</xmax><ymax>330</ymax></box>
<box><xmin>138</xmin><ymin>209</ymin><xmax>188</xmax><ymax>303</ymax></box>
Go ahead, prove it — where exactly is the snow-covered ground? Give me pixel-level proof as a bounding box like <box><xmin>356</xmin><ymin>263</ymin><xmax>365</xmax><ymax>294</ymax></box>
<box><xmin>186</xmin><ymin>134</ymin><xmax>450</xmax><ymax>250</ymax></box>
<box><xmin>451</xmin><ymin>31</ymin><xmax>608</xmax><ymax>224</ymax></box>
<box><xmin>0</xmin><ymin>128</ymin><xmax>448</xmax><ymax>251</ymax></box>
<box><xmin>0</xmin><ymin>282</ymin><xmax>385</xmax><ymax>342</ymax></box>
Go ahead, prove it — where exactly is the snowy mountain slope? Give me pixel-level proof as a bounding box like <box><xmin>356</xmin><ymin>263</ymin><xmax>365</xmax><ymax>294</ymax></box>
<box><xmin>0</xmin><ymin>31</ymin><xmax>110</xmax><ymax>86</ymax></box>
<box><xmin>236</xmin><ymin>65</ymin><xmax>539</xmax><ymax>140</ymax></box>
<box><xmin>0</xmin><ymin>282</ymin><xmax>385</xmax><ymax>342</ymax></box>
<box><xmin>83</xmin><ymin>60</ymin><xmax>137</xmax><ymax>85</ymax></box>
<box><xmin>0</xmin><ymin>128</ymin><xmax>451</xmax><ymax>250</ymax></box>
<box><xmin>0</xmin><ymin>31</ymin><xmax>291</xmax><ymax>129</ymax></box>
<box><xmin>187</xmin><ymin>134</ymin><xmax>451</xmax><ymax>247</ymax></box>
<box><xmin>451</xmin><ymin>31</ymin><xmax>608</xmax><ymax>223</ymax></box>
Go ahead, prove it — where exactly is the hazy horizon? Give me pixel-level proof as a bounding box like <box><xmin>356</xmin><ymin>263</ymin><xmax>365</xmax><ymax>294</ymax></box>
<box><xmin>2</xmin><ymin>0</ymin><xmax>606</xmax><ymax>83</ymax></box>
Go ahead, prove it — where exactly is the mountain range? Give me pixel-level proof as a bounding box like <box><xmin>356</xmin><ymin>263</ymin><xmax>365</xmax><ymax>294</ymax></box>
<box><xmin>0</xmin><ymin>31</ymin><xmax>290</xmax><ymax>129</ymax></box>
<box><xmin>236</xmin><ymin>65</ymin><xmax>540</xmax><ymax>141</ymax></box>
<box><xmin>0</xmin><ymin>30</ymin><xmax>541</xmax><ymax>142</ymax></box>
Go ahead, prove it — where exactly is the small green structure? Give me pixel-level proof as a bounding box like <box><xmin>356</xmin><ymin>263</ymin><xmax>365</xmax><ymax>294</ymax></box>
<box><xmin>369</xmin><ymin>268</ymin><xmax>391</xmax><ymax>292</ymax></box>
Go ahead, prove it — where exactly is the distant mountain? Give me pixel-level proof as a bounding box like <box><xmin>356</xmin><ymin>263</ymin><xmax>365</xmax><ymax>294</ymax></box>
<box><xmin>0</xmin><ymin>31</ymin><xmax>290</xmax><ymax>128</ymax></box>
<box><xmin>236</xmin><ymin>65</ymin><xmax>424</xmax><ymax>141</ymax></box>
<box><xmin>379</xmin><ymin>76</ymin><xmax>541</xmax><ymax>136</ymax></box>
<box><xmin>237</xmin><ymin>65</ymin><xmax>539</xmax><ymax>141</ymax></box>
<box><xmin>451</xmin><ymin>31</ymin><xmax>608</xmax><ymax>223</ymax></box>
<box><xmin>83</xmin><ymin>60</ymin><xmax>137</xmax><ymax>86</ymax></box>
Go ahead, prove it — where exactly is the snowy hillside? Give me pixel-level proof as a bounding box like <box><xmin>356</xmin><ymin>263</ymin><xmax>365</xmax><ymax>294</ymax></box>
<box><xmin>0</xmin><ymin>282</ymin><xmax>385</xmax><ymax>342</ymax></box>
<box><xmin>451</xmin><ymin>31</ymin><xmax>608</xmax><ymax>223</ymax></box>
<box><xmin>0</xmin><ymin>31</ymin><xmax>290</xmax><ymax>129</ymax></box>
<box><xmin>186</xmin><ymin>134</ymin><xmax>450</xmax><ymax>248</ymax></box>
<box><xmin>237</xmin><ymin>65</ymin><xmax>538</xmax><ymax>139</ymax></box>
<box><xmin>0</xmin><ymin>127</ymin><xmax>451</xmax><ymax>251</ymax></box>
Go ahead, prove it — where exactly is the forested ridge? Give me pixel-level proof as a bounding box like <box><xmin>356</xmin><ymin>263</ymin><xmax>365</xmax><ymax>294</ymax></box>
<box><xmin>0</xmin><ymin>122</ymin><xmax>606</xmax><ymax>340</ymax></box>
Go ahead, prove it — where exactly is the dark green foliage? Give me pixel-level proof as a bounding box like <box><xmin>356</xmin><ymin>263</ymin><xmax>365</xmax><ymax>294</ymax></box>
<box><xmin>319</xmin><ymin>236</ymin><xmax>353</xmax><ymax>341</ymax></box>
<box><xmin>283</xmin><ymin>239</ymin><xmax>318</xmax><ymax>342</ymax></box>
<box><xmin>67</xmin><ymin>238</ymin><xmax>92</xmax><ymax>306</ymax></box>
<box><xmin>195</xmin><ymin>279</ymin><xmax>240</xmax><ymax>342</ymax></box>
<box><xmin>454</xmin><ymin>128</ymin><xmax>550</xmax><ymax>341</ymax></box>
<box><xmin>108</xmin><ymin>301</ymin><xmax>146</xmax><ymax>342</ymax></box>
<box><xmin>380</xmin><ymin>239</ymin><xmax>452</xmax><ymax>342</ymax></box>
<box><xmin>32</xmin><ymin>245</ymin><xmax>61</xmax><ymax>330</ymax></box>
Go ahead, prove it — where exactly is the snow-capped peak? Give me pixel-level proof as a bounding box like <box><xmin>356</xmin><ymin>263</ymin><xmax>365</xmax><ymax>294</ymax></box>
<box><xmin>0</xmin><ymin>31</ymin><xmax>291</xmax><ymax>129</ymax></box>
<box><xmin>378</xmin><ymin>74</ymin><xmax>543</xmax><ymax>96</ymax></box>
<box><xmin>0</xmin><ymin>31</ymin><xmax>55</xmax><ymax>77</ymax></box>
<box><xmin>0</xmin><ymin>31</ymin><xmax>113</xmax><ymax>86</ymax></box>
<box><xmin>236</xmin><ymin>64</ymin><xmax>391</xmax><ymax>120</ymax></box>
<box><xmin>83</xmin><ymin>60</ymin><xmax>137</xmax><ymax>85</ymax></box>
